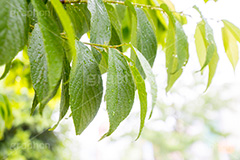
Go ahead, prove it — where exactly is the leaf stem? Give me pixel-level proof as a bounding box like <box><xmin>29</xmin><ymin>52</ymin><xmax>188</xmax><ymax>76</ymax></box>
<box><xmin>61</xmin><ymin>0</ymin><xmax>165</xmax><ymax>12</ymax></box>
<box><xmin>83</xmin><ymin>42</ymin><xmax>128</xmax><ymax>49</ymax></box>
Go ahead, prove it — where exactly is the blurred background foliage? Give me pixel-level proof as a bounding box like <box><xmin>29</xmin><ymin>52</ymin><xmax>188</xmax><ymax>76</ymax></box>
<box><xmin>0</xmin><ymin>52</ymin><xmax>69</xmax><ymax>160</ymax></box>
<box><xmin>120</xmin><ymin>81</ymin><xmax>240</xmax><ymax>160</ymax></box>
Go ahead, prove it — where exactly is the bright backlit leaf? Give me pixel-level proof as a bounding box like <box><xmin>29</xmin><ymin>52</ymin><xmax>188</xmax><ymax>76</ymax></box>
<box><xmin>222</xmin><ymin>26</ymin><xmax>239</xmax><ymax>70</ymax></box>
<box><xmin>51</xmin><ymin>0</ymin><xmax>76</xmax><ymax>61</ymax></box>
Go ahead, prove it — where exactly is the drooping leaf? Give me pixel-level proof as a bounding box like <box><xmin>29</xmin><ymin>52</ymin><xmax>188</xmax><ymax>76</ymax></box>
<box><xmin>222</xmin><ymin>20</ymin><xmax>240</xmax><ymax>43</ymax></box>
<box><xmin>206</xmin><ymin>52</ymin><xmax>219</xmax><ymax>91</ymax></box>
<box><xmin>161</xmin><ymin>4</ymin><xmax>188</xmax><ymax>92</ymax></box>
<box><xmin>66</xmin><ymin>3</ymin><xmax>90</xmax><ymax>39</ymax></box>
<box><xmin>88</xmin><ymin>0</ymin><xmax>111</xmax><ymax>63</ymax></box>
<box><xmin>0</xmin><ymin>0</ymin><xmax>28</xmax><ymax>66</ymax></box>
<box><xmin>105</xmin><ymin>4</ymin><xmax>123</xmax><ymax>51</ymax></box>
<box><xmin>131</xmin><ymin>8</ymin><xmax>157</xmax><ymax>77</ymax></box>
<box><xmin>0</xmin><ymin>62</ymin><xmax>11</xmax><ymax>80</ymax></box>
<box><xmin>105</xmin><ymin>4</ymin><xmax>122</xmax><ymax>42</ymax></box>
<box><xmin>194</xmin><ymin>19</ymin><xmax>219</xmax><ymax>91</ymax></box>
<box><xmin>28</xmin><ymin>23</ymin><xmax>63</xmax><ymax>114</ymax></box>
<box><xmin>50</xmin><ymin>53</ymin><xmax>71</xmax><ymax>130</ymax></box>
<box><xmin>70</xmin><ymin>41</ymin><xmax>103</xmax><ymax>135</ymax></box>
<box><xmin>195</xmin><ymin>23</ymin><xmax>207</xmax><ymax>69</ymax></box>
<box><xmin>30</xmin><ymin>93</ymin><xmax>39</xmax><ymax>115</ymax></box>
<box><xmin>131</xmin><ymin>46</ymin><xmax>157</xmax><ymax>119</ymax></box>
<box><xmin>50</xmin><ymin>0</ymin><xmax>76</xmax><ymax>61</ymax></box>
<box><xmin>222</xmin><ymin>26</ymin><xmax>239</xmax><ymax>70</ymax></box>
<box><xmin>130</xmin><ymin>65</ymin><xmax>147</xmax><ymax>140</ymax></box>
<box><xmin>194</xmin><ymin>6</ymin><xmax>216</xmax><ymax>71</ymax></box>
<box><xmin>101</xmin><ymin>48</ymin><xmax>135</xmax><ymax>139</ymax></box>
<box><xmin>59</xmin><ymin>54</ymin><xmax>71</xmax><ymax>122</ymax></box>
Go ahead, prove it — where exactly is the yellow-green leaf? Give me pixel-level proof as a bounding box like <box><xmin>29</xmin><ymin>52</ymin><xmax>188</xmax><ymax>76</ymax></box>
<box><xmin>51</xmin><ymin>0</ymin><xmax>76</xmax><ymax>61</ymax></box>
<box><xmin>222</xmin><ymin>26</ymin><xmax>239</xmax><ymax>70</ymax></box>
<box><xmin>222</xmin><ymin>20</ymin><xmax>240</xmax><ymax>43</ymax></box>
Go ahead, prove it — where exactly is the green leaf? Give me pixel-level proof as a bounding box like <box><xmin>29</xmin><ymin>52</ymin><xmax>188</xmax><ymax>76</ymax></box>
<box><xmin>99</xmin><ymin>50</ymin><xmax>109</xmax><ymax>74</ymax></box>
<box><xmin>0</xmin><ymin>62</ymin><xmax>11</xmax><ymax>80</ymax></box>
<box><xmin>161</xmin><ymin>4</ymin><xmax>188</xmax><ymax>91</ymax></box>
<box><xmin>105</xmin><ymin>4</ymin><xmax>123</xmax><ymax>51</ymax></box>
<box><xmin>88</xmin><ymin>0</ymin><xmax>111</xmax><ymax>63</ymax></box>
<box><xmin>28</xmin><ymin>23</ymin><xmax>63</xmax><ymax>114</ymax></box>
<box><xmin>222</xmin><ymin>20</ymin><xmax>240</xmax><ymax>43</ymax></box>
<box><xmin>105</xmin><ymin>4</ymin><xmax>122</xmax><ymax>42</ymax></box>
<box><xmin>131</xmin><ymin>46</ymin><xmax>157</xmax><ymax>119</ymax></box>
<box><xmin>30</xmin><ymin>93</ymin><xmax>39</xmax><ymax>115</ymax></box>
<box><xmin>131</xmin><ymin>8</ymin><xmax>157</xmax><ymax>77</ymax></box>
<box><xmin>66</xmin><ymin>3</ymin><xmax>90</xmax><ymax>39</ymax></box>
<box><xmin>50</xmin><ymin>53</ymin><xmax>71</xmax><ymax>130</ymax></box>
<box><xmin>70</xmin><ymin>41</ymin><xmax>103</xmax><ymax>135</ymax></box>
<box><xmin>119</xmin><ymin>1</ymin><xmax>133</xmax><ymax>47</ymax></box>
<box><xmin>0</xmin><ymin>0</ymin><xmax>28</xmax><ymax>66</ymax></box>
<box><xmin>130</xmin><ymin>65</ymin><xmax>147</xmax><ymax>140</ymax></box>
<box><xmin>146</xmin><ymin>0</ymin><xmax>168</xmax><ymax>46</ymax></box>
<box><xmin>101</xmin><ymin>48</ymin><xmax>135</xmax><ymax>139</ymax></box>
<box><xmin>50</xmin><ymin>0</ymin><xmax>76</xmax><ymax>61</ymax></box>
<box><xmin>222</xmin><ymin>26</ymin><xmax>239</xmax><ymax>70</ymax></box>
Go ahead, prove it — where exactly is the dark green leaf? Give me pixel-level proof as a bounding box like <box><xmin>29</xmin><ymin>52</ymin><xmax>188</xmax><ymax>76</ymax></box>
<box><xmin>130</xmin><ymin>7</ymin><xmax>157</xmax><ymax>77</ymax></box>
<box><xmin>101</xmin><ymin>48</ymin><xmax>135</xmax><ymax>139</ymax></box>
<box><xmin>88</xmin><ymin>0</ymin><xmax>111</xmax><ymax>63</ymax></box>
<box><xmin>70</xmin><ymin>41</ymin><xmax>103</xmax><ymax>135</ymax></box>
<box><xmin>105</xmin><ymin>4</ymin><xmax>123</xmax><ymax>51</ymax></box>
<box><xmin>50</xmin><ymin>53</ymin><xmax>71</xmax><ymax>130</ymax></box>
<box><xmin>30</xmin><ymin>93</ymin><xmax>39</xmax><ymax>115</ymax></box>
<box><xmin>105</xmin><ymin>4</ymin><xmax>122</xmax><ymax>42</ymax></box>
<box><xmin>0</xmin><ymin>62</ymin><xmax>11</xmax><ymax>80</ymax></box>
<box><xmin>0</xmin><ymin>0</ymin><xmax>28</xmax><ymax>66</ymax></box>
<box><xmin>134</xmin><ymin>8</ymin><xmax>157</xmax><ymax>70</ymax></box>
<box><xmin>28</xmin><ymin>23</ymin><xmax>63</xmax><ymax>114</ymax></box>
<box><xmin>130</xmin><ymin>65</ymin><xmax>147</xmax><ymax>140</ymax></box>
<box><xmin>66</xmin><ymin>4</ymin><xmax>90</xmax><ymax>39</ymax></box>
